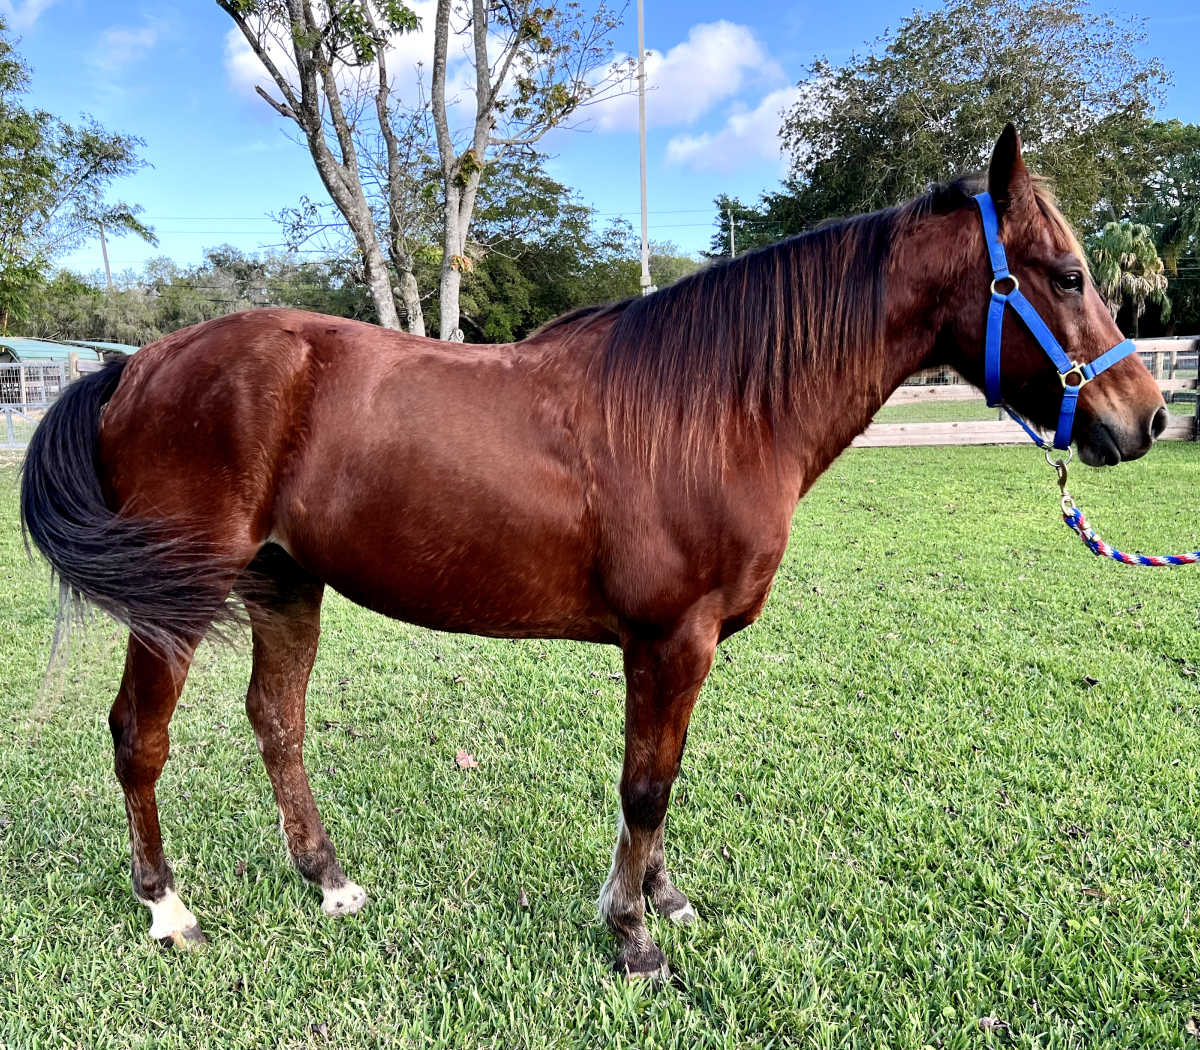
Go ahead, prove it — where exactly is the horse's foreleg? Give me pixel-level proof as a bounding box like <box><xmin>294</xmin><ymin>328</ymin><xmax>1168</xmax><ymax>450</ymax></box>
<box><xmin>600</xmin><ymin>618</ymin><xmax>716</xmax><ymax>979</ymax></box>
<box><xmin>109</xmin><ymin>636</ymin><xmax>204</xmax><ymax>945</ymax></box>
<box><xmin>242</xmin><ymin>547</ymin><xmax>366</xmax><ymax>919</ymax></box>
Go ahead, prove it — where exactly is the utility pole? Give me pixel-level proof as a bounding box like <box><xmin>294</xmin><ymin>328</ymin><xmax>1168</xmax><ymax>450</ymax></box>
<box><xmin>98</xmin><ymin>223</ymin><xmax>114</xmax><ymax>290</ymax></box>
<box><xmin>728</xmin><ymin>207</ymin><xmax>736</xmax><ymax>258</ymax></box>
<box><xmin>637</xmin><ymin>0</ymin><xmax>654</xmax><ymax>296</ymax></box>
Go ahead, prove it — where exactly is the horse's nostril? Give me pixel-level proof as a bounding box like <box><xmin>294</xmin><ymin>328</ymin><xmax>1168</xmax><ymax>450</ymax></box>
<box><xmin>1151</xmin><ymin>406</ymin><xmax>1169</xmax><ymax>440</ymax></box>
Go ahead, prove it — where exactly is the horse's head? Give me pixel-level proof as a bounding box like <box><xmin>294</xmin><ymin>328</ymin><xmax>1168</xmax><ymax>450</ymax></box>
<box><xmin>948</xmin><ymin>125</ymin><xmax>1167</xmax><ymax>466</ymax></box>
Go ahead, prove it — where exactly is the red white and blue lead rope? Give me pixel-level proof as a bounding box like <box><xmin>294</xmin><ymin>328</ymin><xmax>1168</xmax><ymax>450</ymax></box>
<box><xmin>1062</xmin><ymin>504</ymin><xmax>1200</xmax><ymax>566</ymax></box>
<box><xmin>1054</xmin><ymin>452</ymin><xmax>1200</xmax><ymax>565</ymax></box>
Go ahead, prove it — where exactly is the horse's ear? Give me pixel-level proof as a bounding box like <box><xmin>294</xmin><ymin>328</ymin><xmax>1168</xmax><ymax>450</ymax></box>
<box><xmin>987</xmin><ymin>123</ymin><xmax>1031</xmax><ymax>211</ymax></box>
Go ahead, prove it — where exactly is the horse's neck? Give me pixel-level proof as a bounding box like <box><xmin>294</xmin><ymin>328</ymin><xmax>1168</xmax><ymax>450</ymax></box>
<box><xmin>774</xmin><ymin>274</ymin><xmax>947</xmax><ymax>491</ymax></box>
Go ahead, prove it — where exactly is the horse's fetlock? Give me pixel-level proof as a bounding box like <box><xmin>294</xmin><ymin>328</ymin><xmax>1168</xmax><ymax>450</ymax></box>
<box><xmin>290</xmin><ymin>836</ymin><xmax>341</xmax><ymax>886</ymax></box>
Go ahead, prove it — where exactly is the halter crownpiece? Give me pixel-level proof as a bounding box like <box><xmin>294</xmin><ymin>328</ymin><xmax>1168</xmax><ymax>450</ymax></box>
<box><xmin>974</xmin><ymin>192</ymin><xmax>1138</xmax><ymax>452</ymax></box>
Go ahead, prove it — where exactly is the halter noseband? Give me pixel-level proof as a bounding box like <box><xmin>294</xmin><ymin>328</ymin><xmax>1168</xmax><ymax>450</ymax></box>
<box><xmin>974</xmin><ymin>191</ymin><xmax>1137</xmax><ymax>454</ymax></box>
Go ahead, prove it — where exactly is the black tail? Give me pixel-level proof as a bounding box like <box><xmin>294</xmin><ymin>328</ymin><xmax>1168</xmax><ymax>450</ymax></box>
<box><xmin>20</xmin><ymin>358</ymin><xmax>241</xmax><ymax>657</ymax></box>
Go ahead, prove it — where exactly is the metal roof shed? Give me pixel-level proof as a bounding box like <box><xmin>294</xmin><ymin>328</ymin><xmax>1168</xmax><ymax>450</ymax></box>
<box><xmin>63</xmin><ymin>340</ymin><xmax>140</xmax><ymax>355</ymax></box>
<box><xmin>0</xmin><ymin>337</ymin><xmax>138</xmax><ymax>362</ymax></box>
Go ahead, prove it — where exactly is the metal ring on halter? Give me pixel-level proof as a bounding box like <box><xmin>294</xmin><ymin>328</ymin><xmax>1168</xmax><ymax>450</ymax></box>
<box><xmin>990</xmin><ymin>275</ymin><xmax>1019</xmax><ymax>296</ymax></box>
<box><xmin>1059</xmin><ymin>363</ymin><xmax>1091</xmax><ymax>389</ymax></box>
<box><xmin>1045</xmin><ymin>447</ymin><xmax>1072</xmax><ymax>468</ymax></box>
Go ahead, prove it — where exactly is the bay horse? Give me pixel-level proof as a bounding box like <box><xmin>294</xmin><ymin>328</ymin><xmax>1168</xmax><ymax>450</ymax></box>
<box><xmin>20</xmin><ymin>126</ymin><xmax>1166</xmax><ymax>977</ymax></box>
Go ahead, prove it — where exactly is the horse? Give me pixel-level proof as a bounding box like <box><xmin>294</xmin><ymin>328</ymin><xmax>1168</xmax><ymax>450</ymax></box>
<box><xmin>19</xmin><ymin>126</ymin><xmax>1166</xmax><ymax>978</ymax></box>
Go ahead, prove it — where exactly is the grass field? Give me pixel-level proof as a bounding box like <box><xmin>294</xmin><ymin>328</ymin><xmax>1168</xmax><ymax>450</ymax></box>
<box><xmin>872</xmin><ymin>400</ymin><xmax>1003</xmax><ymax>424</ymax></box>
<box><xmin>3</xmin><ymin>445</ymin><xmax>1200</xmax><ymax>1049</ymax></box>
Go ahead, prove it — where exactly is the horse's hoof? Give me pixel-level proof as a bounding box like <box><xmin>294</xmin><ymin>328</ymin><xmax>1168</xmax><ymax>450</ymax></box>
<box><xmin>647</xmin><ymin>883</ymin><xmax>697</xmax><ymax>925</ymax></box>
<box><xmin>321</xmin><ymin>880</ymin><xmax>368</xmax><ymax>917</ymax></box>
<box><xmin>158</xmin><ymin>923</ymin><xmax>207</xmax><ymax>949</ymax></box>
<box><xmin>616</xmin><ymin>946</ymin><xmax>670</xmax><ymax>982</ymax></box>
<box><xmin>144</xmin><ymin>888</ymin><xmax>203</xmax><ymax>946</ymax></box>
<box><xmin>667</xmin><ymin>901</ymin><xmax>697</xmax><ymax>925</ymax></box>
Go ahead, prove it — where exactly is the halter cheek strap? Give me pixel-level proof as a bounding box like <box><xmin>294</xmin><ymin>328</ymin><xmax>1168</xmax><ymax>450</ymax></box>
<box><xmin>974</xmin><ymin>192</ymin><xmax>1137</xmax><ymax>452</ymax></box>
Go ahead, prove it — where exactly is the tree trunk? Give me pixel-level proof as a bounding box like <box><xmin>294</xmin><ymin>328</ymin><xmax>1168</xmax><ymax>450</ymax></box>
<box><xmin>361</xmin><ymin>243</ymin><xmax>402</xmax><ymax>330</ymax></box>
<box><xmin>439</xmin><ymin>187</ymin><xmax>463</xmax><ymax>340</ymax></box>
<box><xmin>398</xmin><ymin>265</ymin><xmax>425</xmax><ymax>337</ymax></box>
<box><xmin>220</xmin><ymin>2</ymin><xmax>403</xmax><ymax>331</ymax></box>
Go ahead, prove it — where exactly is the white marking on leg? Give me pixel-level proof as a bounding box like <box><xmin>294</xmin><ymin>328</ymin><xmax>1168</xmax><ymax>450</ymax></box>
<box><xmin>668</xmin><ymin>902</ymin><xmax>697</xmax><ymax>924</ymax></box>
<box><xmin>321</xmin><ymin>880</ymin><xmax>368</xmax><ymax>917</ymax></box>
<box><xmin>139</xmin><ymin>888</ymin><xmax>199</xmax><ymax>941</ymax></box>
<box><xmin>598</xmin><ymin>810</ymin><xmax>631</xmax><ymax>923</ymax></box>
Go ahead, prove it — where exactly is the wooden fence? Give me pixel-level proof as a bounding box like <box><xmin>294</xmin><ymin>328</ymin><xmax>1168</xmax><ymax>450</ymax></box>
<box><xmin>854</xmin><ymin>337</ymin><xmax>1200</xmax><ymax>448</ymax></box>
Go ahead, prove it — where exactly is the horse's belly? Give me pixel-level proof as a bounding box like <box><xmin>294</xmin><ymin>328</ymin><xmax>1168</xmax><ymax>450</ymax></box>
<box><xmin>275</xmin><ymin>453</ymin><xmax>615</xmax><ymax>643</ymax></box>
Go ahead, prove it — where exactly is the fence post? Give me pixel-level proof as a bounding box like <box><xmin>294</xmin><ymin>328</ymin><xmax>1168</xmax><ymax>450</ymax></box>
<box><xmin>4</xmin><ymin>409</ymin><xmax>12</xmax><ymax>447</ymax></box>
<box><xmin>67</xmin><ymin>352</ymin><xmax>79</xmax><ymax>383</ymax></box>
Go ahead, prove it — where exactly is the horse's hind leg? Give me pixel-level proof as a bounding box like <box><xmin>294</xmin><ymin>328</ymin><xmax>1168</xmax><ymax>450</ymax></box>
<box><xmin>643</xmin><ymin>820</ymin><xmax>696</xmax><ymax>923</ymax></box>
<box><xmin>241</xmin><ymin>546</ymin><xmax>366</xmax><ymax>918</ymax></box>
<box><xmin>599</xmin><ymin>617</ymin><xmax>715</xmax><ymax>978</ymax></box>
<box><xmin>109</xmin><ymin>636</ymin><xmax>205</xmax><ymax>945</ymax></box>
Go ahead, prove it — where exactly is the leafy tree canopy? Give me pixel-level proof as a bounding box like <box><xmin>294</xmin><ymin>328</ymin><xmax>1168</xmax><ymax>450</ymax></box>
<box><xmin>20</xmin><ymin>249</ymin><xmax>376</xmax><ymax>345</ymax></box>
<box><xmin>776</xmin><ymin>0</ymin><xmax>1168</xmax><ymax>231</ymax></box>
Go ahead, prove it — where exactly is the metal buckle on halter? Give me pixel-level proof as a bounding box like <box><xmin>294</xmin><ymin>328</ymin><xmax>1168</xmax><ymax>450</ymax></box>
<box><xmin>989</xmin><ymin>275</ymin><xmax>1019</xmax><ymax>296</ymax></box>
<box><xmin>1059</xmin><ymin>363</ymin><xmax>1091</xmax><ymax>389</ymax></box>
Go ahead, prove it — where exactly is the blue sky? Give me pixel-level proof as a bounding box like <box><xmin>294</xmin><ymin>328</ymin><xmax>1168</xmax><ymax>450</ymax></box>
<box><xmin>6</xmin><ymin>0</ymin><xmax>1198</xmax><ymax>274</ymax></box>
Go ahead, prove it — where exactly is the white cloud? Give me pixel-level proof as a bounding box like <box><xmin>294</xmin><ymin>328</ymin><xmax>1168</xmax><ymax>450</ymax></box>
<box><xmin>93</xmin><ymin>25</ymin><xmax>160</xmax><ymax>72</ymax></box>
<box><xmin>0</xmin><ymin>0</ymin><xmax>55</xmax><ymax>30</ymax></box>
<box><xmin>593</xmin><ymin>21</ymin><xmax>778</xmax><ymax>132</ymax></box>
<box><xmin>665</xmin><ymin>86</ymin><xmax>799</xmax><ymax>173</ymax></box>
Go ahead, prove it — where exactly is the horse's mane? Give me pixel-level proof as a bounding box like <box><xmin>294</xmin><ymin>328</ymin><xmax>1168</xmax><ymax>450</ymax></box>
<box><xmin>584</xmin><ymin>172</ymin><xmax>1079</xmax><ymax>465</ymax></box>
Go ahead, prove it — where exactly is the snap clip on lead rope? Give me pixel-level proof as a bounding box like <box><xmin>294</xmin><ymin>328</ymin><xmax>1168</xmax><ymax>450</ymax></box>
<box><xmin>1052</xmin><ymin>457</ymin><xmax>1200</xmax><ymax>566</ymax></box>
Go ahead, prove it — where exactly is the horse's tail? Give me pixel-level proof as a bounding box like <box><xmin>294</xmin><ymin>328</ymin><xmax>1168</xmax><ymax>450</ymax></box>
<box><xmin>20</xmin><ymin>358</ymin><xmax>239</xmax><ymax>657</ymax></box>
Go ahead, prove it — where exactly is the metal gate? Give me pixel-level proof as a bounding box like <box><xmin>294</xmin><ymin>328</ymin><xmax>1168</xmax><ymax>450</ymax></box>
<box><xmin>0</xmin><ymin>362</ymin><xmax>66</xmax><ymax>449</ymax></box>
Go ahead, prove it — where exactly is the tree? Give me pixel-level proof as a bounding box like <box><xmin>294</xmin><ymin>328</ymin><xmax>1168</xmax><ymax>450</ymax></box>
<box><xmin>219</xmin><ymin>0</ymin><xmax>630</xmax><ymax>339</ymax></box>
<box><xmin>775</xmin><ymin>0</ymin><xmax>1168</xmax><ymax>232</ymax></box>
<box><xmin>707</xmin><ymin>194</ymin><xmax>784</xmax><ymax>257</ymax></box>
<box><xmin>1126</xmin><ymin>121</ymin><xmax>1200</xmax><ymax>273</ymax></box>
<box><xmin>217</xmin><ymin>0</ymin><xmax>420</xmax><ymax>331</ymax></box>
<box><xmin>1088</xmin><ymin>220</ymin><xmax>1170</xmax><ymax>338</ymax></box>
<box><xmin>0</xmin><ymin>18</ymin><xmax>155</xmax><ymax>328</ymax></box>
<box><xmin>429</xmin><ymin>0</ymin><xmax>629</xmax><ymax>339</ymax></box>
<box><xmin>452</xmin><ymin>159</ymin><xmax>693</xmax><ymax>342</ymax></box>
<box><xmin>21</xmin><ymin>248</ymin><xmax>377</xmax><ymax>345</ymax></box>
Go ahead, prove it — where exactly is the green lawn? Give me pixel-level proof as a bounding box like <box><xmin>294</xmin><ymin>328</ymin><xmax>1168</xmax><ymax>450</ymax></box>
<box><xmin>872</xmin><ymin>399</ymin><xmax>1002</xmax><ymax>424</ymax></box>
<box><xmin>3</xmin><ymin>445</ymin><xmax>1200</xmax><ymax>1049</ymax></box>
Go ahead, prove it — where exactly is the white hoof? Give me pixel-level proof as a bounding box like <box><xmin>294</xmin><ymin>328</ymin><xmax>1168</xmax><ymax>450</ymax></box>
<box><xmin>321</xmin><ymin>880</ymin><xmax>367</xmax><ymax>917</ymax></box>
<box><xmin>668</xmin><ymin>902</ymin><xmax>697</xmax><ymax>925</ymax></box>
<box><xmin>140</xmin><ymin>888</ymin><xmax>203</xmax><ymax>944</ymax></box>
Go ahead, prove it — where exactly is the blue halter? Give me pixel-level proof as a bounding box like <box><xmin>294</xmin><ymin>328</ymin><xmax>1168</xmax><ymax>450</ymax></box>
<box><xmin>974</xmin><ymin>191</ymin><xmax>1138</xmax><ymax>453</ymax></box>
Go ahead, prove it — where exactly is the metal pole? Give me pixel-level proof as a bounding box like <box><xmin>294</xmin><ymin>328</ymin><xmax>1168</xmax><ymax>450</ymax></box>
<box><xmin>99</xmin><ymin>224</ymin><xmax>113</xmax><ymax>290</ymax></box>
<box><xmin>728</xmin><ymin>207</ymin><xmax>736</xmax><ymax>258</ymax></box>
<box><xmin>637</xmin><ymin>0</ymin><xmax>653</xmax><ymax>295</ymax></box>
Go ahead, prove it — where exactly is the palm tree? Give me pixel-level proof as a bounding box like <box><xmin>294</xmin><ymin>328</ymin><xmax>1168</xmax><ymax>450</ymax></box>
<box><xmin>1088</xmin><ymin>220</ymin><xmax>1171</xmax><ymax>338</ymax></box>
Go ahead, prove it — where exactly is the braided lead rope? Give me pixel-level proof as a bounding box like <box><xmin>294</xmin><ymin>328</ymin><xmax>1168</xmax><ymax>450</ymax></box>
<box><xmin>1053</xmin><ymin>457</ymin><xmax>1200</xmax><ymax>566</ymax></box>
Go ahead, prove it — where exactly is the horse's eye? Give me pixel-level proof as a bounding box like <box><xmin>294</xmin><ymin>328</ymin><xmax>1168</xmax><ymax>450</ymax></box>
<box><xmin>1054</xmin><ymin>272</ymin><xmax>1083</xmax><ymax>293</ymax></box>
